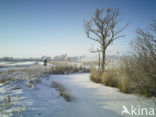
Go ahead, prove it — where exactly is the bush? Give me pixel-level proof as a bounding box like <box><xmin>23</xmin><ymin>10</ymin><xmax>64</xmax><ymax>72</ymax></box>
<box><xmin>120</xmin><ymin>56</ymin><xmax>156</xmax><ymax>96</ymax></box>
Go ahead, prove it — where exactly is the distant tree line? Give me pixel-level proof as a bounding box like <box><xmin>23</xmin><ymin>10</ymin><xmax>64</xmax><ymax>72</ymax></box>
<box><xmin>0</xmin><ymin>57</ymin><xmax>42</xmax><ymax>62</ymax></box>
<box><xmin>0</xmin><ymin>55</ymin><xmax>87</xmax><ymax>62</ymax></box>
<box><xmin>52</xmin><ymin>54</ymin><xmax>86</xmax><ymax>62</ymax></box>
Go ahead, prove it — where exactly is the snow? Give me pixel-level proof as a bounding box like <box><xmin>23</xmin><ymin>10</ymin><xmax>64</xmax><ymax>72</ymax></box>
<box><xmin>0</xmin><ymin>61</ymin><xmax>37</xmax><ymax>66</ymax></box>
<box><xmin>0</xmin><ymin>61</ymin><xmax>37</xmax><ymax>72</ymax></box>
<box><xmin>8</xmin><ymin>62</ymin><xmax>37</xmax><ymax>66</ymax></box>
<box><xmin>0</xmin><ymin>73</ymin><xmax>156</xmax><ymax>117</ymax></box>
<box><xmin>51</xmin><ymin>73</ymin><xmax>156</xmax><ymax>117</ymax></box>
<box><xmin>0</xmin><ymin>61</ymin><xmax>55</xmax><ymax>72</ymax></box>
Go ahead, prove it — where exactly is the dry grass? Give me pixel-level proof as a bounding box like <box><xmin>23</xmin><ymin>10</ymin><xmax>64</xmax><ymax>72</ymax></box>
<box><xmin>1</xmin><ymin>95</ymin><xmax>12</xmax><ymax>108</ymax></box>
<box><xmin>90</xmin><ymin>57</ymin><xmax>156</xmax><ymax>97</ymax></box>
<box><xmin>49</xmin><ymin>65</ymin><xmax>90</xmax><ymax>74</ymax></box>
<box><xmin>49</xmin><ymin>61</ymin><xmax>68</xmax><ymax>66</ymax></box>
<box><xmin>0</xmin><ymin>66</ymin><xmax>48</xmax><ymax>90</ymax></box>
<box><xmin>0</xmin><ymin>78</ymin><xmax>9</xmax><ymax>83</ymax></box>
<box><xmin>90</xmin><ymin>67</ymin><xmax>131</xmax><ymax>94</ymax></box>
<box><xmin>90</xmin><ymin>68</ymin><xmax>119</xmax><ymax>88</ymax></box>
<box><xmin>51</xmin><ymin>81</ymin><xmax>73</xmax><ymax>102</ymax></box>
<box><xmin>90</xmin><ymin>68</ymin><xmax>102</xmax><ymax>83</ymax></box>
<box><xmin>119</xmin><ymin>72</ymin><xmax>130</xmax><ymax>93</ymax></box>
<box><xmin>49</xmin><ymin>65</ymin><xmax>75</xmax><ymax>74</ymax></box>
<box><xmin>101</xmin><ymin>69</ymin><xmax>119</xmax><ymax>87</ymax></box>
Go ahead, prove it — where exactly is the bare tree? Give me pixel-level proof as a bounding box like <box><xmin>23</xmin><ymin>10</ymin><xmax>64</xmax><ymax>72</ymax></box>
<box><xmin>84</xmin><ymin>8</ymin><xmax>127</xmax><ymax>71</ymax></box>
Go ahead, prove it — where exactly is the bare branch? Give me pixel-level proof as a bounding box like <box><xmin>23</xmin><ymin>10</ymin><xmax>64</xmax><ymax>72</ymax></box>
<box><xmin>90</xmin><ymin>48</ymin><xmax>102</xmax><ymax>53</ymax></box>
<box><xmin>84</xmin><ymin>8</ymin><xmax>127</xmax><ymax>71</ymax></box>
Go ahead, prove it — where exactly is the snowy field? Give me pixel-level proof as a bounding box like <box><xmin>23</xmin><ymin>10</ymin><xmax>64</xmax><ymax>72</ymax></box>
<box><xmin>0</xmin><ymin>72</ymin><xmax>156</xmax><ymax>117</ymax></box>
<box><xmin>0</xmin><ymin>61</ymin><xmax>39</xmax><ymax>72</ymax></box>
<box><xmin>0</xmin><ymin>61</ymin><xmax>38</xmax><ymax>66</ymax></box>
<box><xmin>0</xmin><ymin>61</ymin><xmax>54</xmax><ymax>72</ymax></box>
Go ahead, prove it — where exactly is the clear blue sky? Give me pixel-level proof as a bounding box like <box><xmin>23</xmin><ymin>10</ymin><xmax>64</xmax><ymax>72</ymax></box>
<box><xmin>0</xmin><ymin>0</ymin><xmax>156</xmax><ymax>58</ymax></box>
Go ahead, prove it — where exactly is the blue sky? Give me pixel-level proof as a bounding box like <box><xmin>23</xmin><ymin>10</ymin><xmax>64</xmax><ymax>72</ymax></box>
<box><xmin>0</xmin><ymin>0</ymin><xmax>156</xmax><ymax>58</ymax></box>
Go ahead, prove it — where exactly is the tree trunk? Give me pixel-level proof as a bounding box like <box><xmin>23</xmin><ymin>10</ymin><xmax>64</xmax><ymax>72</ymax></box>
<box><xmin>102</xmin><ymin>50</ymin><xmax>105</xmax><ymax>72</ymax></box>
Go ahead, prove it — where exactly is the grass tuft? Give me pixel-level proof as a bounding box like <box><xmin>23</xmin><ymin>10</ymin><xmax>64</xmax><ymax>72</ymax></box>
<box><xmin>51</xmin><ymin>81</ymin><xmax>73</xmax><ymax>102</ymax></box>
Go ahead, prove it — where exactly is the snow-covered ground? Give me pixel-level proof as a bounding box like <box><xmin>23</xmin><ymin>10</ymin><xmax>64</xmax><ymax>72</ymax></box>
<box><xmin>0</xmin><ymin>61</ymin><xmax>38</xmax><ymax>66</ymax></box>
<box><xmin>51</xmin><ymin>73</ymin><xmax>156</xmax><ymax>117</ymax></box>
<box><xmin>0</xmin><ymin>61</ymin><xmax>55</xmax><ymax>72</ymax></box>
<box><xmin>1</xmin><ymin>73</ymin><xmax>155</xmax><ymax>117</ymax></box>
<box><xmin>0</xmin><ymin>61</ymin><xmax>38</xmax><ymax>72</ymax></box>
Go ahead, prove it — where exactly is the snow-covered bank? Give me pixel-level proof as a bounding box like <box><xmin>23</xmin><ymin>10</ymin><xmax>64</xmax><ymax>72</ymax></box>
<box><xmin>0</xmin><ymin>73</ymin><xmax>156</xmax><ymax>117</ymax></box>
<box><xmin>51</xmin><ymin>73</ymin><xmax>156</xmax><ymax>117</ymax></box>
<box><xmin>0</xmin><ymin>61</ymin><xmax>40</xmax><ymax>72</ymax></box>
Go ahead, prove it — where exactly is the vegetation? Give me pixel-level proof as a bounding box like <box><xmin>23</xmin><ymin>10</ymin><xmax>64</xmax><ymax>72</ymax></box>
<box><xmin>84</xmin><ymin>8</ymin><xmax>127</xmax><ymax>71</ymax></box>
<box><xmin>0</xmin><ymin>77</ymin><xmax>9</xmax><ymax>83</ymax></box>
<box><xmin>90</xmin><ymin>67</ymin><xmax>130</xmax><ymax>94</ymax></box>
<box><xmin>90</xmin><ymin>20</ymin><xmax>156</xmax><ymax>97</ymax></box>
<box><xmin>48</xmin><ymin>63</ymin><xmax>90</xmax><ymax>74</ymax></box>
<box><xmin>0</xmin><ymin>57</ymin><xmax>42</xmax><ymax>62</ymax></box>
<box><xmin>120</xmin><ymin>20</ymin><xmax>156</xmax><ymax>96</ymax></box>
<box><xmin>51</xmin><ymin>81</ymin><xmax>73</xmax><ymax>102</ymax></box>
<box><xmin>52</xmin><ymin>54</ymin><xmax>85</xmax><ymax>62</ymax></box>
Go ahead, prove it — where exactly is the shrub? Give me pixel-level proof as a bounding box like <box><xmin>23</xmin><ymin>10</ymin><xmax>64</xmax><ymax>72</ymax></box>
<box><xmin>120</xmin><ymin>56</ymin><xmax>156</xmax><ymax>96</ymax></box>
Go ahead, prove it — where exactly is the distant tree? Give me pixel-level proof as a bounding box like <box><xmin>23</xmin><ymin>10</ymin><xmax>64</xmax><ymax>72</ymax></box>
<box><xmin>90</xmin><ymin>48</ymin><xmax>101</xmax><ymax>69</ymax></box>
<box><xmin>53</xmin><ymin>54</ymin><xmax>67</xmax><ymax>61</ymax></box>
<box><xmin>2</xmin><ymin>57</ymin><xmax>14</xmax><ymax>61</ymax></box>
<box><xmin>84</xmin><ymin>8</ymin><xmax>127</xmax><ymax>71</ymax></box>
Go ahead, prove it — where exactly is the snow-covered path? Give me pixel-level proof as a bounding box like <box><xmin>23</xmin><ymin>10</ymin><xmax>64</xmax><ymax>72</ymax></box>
<box><xmin>21</xmin><ymin>73</ymin><xmax>155</xmax><ymax>117</ymax></box>
<box><xmin>50</xmin><ymin>73</ymin><xmax>156</xmax><ymax>117</ymax></box>
<box><xmin>1</xmin><ymin>73</ymin><xmax>155</xmax><ymax>117</ymax></box>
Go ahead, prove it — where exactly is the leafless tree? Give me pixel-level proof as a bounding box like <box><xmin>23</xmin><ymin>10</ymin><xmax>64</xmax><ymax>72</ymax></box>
<box><xmin>84</xmin><ymin>8</ymin><xmax>127</xmax><ymax>71</ymax></box>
